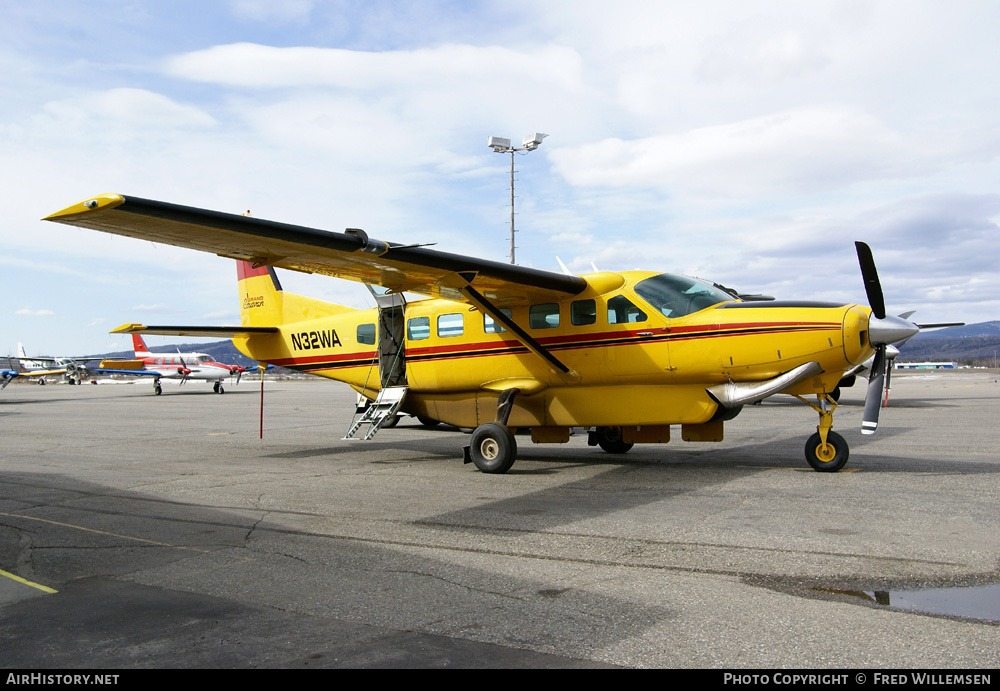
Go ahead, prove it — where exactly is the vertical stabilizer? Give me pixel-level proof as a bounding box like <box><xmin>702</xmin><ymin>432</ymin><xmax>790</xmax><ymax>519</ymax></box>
<box><xmin>236</xmin><ymin>260</ymin><xmax>354</xmax><ymax>326</ymax></box>
<box><xmin>132</xmin><ymin>333</ymin><xmax>152</xmax><ymax>359</ymax></box>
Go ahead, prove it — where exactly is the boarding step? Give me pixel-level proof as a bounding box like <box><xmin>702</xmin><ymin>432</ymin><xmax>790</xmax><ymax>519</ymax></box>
<box><xmin>342</xmin><ymin>386</ymin><xmax>408</xmax><ymax>440</ymax></box>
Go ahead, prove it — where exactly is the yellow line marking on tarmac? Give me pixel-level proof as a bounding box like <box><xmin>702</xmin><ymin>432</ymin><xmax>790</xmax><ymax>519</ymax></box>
<box><xmin>0</xmin><ymin>569</ymin><xmax>58</xmax><ymax>594</ymax></box>
<box><xmin>0</xmin><ymin>512</ymin><xmax>213</xmax><ymax>554</ymax></box>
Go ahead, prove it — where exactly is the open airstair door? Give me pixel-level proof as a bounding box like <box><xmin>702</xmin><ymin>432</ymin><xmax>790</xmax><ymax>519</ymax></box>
<box><xmin>368</xmin><ymin>286</ymin><xmax>407</xmax><ymax>388</ymax></box>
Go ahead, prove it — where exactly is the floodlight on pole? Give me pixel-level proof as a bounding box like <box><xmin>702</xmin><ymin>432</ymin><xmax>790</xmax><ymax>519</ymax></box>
<box><xmin>488</xmin><ymin>133</ymin><xmax>548</xmax><ymax>264</ymax></box>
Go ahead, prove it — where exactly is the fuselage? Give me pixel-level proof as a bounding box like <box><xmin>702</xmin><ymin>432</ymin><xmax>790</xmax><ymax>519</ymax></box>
<box><xmin>233</xmin><ymin>270</ymin><xmax>875</xmax><ymax>429</ymax></box>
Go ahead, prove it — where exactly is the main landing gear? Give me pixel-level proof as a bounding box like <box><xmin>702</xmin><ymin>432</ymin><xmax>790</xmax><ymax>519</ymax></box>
<box><xmin>213</xmin><ymin>381</ymin><xmax>225</xmax><ymax>394</ymax></box>
<box><xmin>465</xmin><ymin>389</ymin><xmax>519</xmax><ymax>474</ymax></box>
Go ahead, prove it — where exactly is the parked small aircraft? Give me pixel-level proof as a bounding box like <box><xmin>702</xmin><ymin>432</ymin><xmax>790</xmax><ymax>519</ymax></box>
<box><xmin>45</xmin><ymin>193</ymin><xmax>924</xmax><ymax>473</ymax></box>
<box><xmin>98</xmin><ymin>334</ymin><xmax>241</xmax><ymax>395</ymax></box>
<box><xmin>16</xmin><ymin>343</ymin><xmax>92</xmax><ymax>385</ymax></box>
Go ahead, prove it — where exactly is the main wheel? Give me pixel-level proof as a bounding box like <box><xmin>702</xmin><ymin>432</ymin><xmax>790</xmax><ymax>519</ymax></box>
<box><xmin>381</xmin><ymin>414</ymin><xmax>399</xmax><ymax>428</ymax></box>
<box><xmin>594</xmin><ymin>426</ymin><xmax>634</xmax><ymax>454</ymax></box>
<box><xmin>217</xmin><ymin>384</ymin><xmax>225</xmax><ymax>394</ymax></box>
<box><xmin>804</xmin><ymin>431</ymin><xmax>850</xmax><ymax>472</ymax></box>
<box><xmin>469</xmin><ymin>422</ymin><xmax>517</xmax><ymax>474</ymax></box>
<box><xmin>154</xmin><ymin>383</ymin><xmax>162</xmax><ymax>395</ymax></box>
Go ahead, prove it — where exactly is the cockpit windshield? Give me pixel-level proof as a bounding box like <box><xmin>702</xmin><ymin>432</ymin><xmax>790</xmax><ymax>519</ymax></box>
<box><xmin>634</xmin><ymin>273</ymin><xmax>735</xmax><ymax>319</ymax></box>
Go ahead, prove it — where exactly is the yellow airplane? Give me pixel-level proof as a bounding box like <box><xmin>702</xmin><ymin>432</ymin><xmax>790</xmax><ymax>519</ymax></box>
<box><xmin>44</xmin><ymin>193</ymin><xmax>921</xmax><ymax>474</ymax></box>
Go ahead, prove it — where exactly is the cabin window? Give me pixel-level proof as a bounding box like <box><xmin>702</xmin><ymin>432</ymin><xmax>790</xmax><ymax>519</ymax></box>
<box><xmin>438</xmin><ymin>313</ymin><xmax>464</xmax><ymax>338</ymax></box>
<box><xmin>529</xmin><ymin>303</ymin><xmax>560</xmax><ymax>329</ymax></box>
<box><xmin>407</xmin><ymin>316</ymin><xmax>430</xmax><ymax>341</ymax></box>
<box><xmin>357</xmin><ymin>323</ymin><xmax>376</xmax><ymax>345</ymax></box>
<box><xmin>571</xmin><ymin>299</ymin><xmax>597</xmax><ymax>326</ymax></box>
<box><xmin>607</xmin><ymin>295</ymin><xmax>648</xmax><ymax>324</ymax></box>
<box><xmin>483</xmin><ymin>308</ymin><xmax>513</xmax><ymax>334</ymax></box>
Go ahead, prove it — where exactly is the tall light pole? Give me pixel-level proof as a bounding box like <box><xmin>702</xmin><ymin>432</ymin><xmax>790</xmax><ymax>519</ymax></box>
<box><xmin>488</xmin><ymin>133</ymin><xmax>548</xmax><ymax>264</ymax></box>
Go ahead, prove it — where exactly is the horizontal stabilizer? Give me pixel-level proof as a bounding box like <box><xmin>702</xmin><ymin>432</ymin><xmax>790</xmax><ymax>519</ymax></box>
<box><xmin>112</xmin><ymin>323</ymin><xmax>279</xmax><ymax>338</ymax></box>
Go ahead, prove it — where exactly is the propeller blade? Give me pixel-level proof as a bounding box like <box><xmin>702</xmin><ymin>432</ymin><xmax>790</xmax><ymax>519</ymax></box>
<box><xmin>862</xmin><ymin>345</ymin><xmax>886</xmax><ymax>435</ymax></box>
<box><xmin>915</xmin><ymin>322</ymin><xmax>964</xmax><ymax>329</ymax></box>
<box><xmin>855</xmin><ymin>241</ymin><xmax>886</xmax><ymax>320</ymax></box>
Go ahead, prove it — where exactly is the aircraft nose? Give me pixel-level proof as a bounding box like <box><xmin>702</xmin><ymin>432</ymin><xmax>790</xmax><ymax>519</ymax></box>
<box><xmin>868</xmin><ymin>314</ymin><xmax>920</xmax><ymax>345</ymax></box>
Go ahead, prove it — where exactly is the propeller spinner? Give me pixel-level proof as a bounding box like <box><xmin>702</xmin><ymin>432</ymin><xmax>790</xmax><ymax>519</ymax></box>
<box><xmin>854</xmin><ymin>242</ymin><xmax>920</xmax><ymax>435</ymax></box>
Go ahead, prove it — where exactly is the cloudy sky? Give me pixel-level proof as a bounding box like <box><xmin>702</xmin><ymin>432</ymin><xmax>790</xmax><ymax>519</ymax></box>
<box><xmin>3</xmin><ymin>0</ymin><xmax>999</xmax><ymax>356</ymax></box>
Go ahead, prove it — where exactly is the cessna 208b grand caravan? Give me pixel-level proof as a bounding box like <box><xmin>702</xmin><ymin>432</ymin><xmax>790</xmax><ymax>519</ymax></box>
<box><xmin>44</xmin><ymin>193</ymin><xmax>922</xmax><ymax>473</ymax></box>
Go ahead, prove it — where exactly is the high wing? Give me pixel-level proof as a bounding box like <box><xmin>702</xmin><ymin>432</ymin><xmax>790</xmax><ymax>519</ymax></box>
<box><xmin>44</xmin><ymin>194</ymin><xmax>587</xmax><ymax>307</ymax></box>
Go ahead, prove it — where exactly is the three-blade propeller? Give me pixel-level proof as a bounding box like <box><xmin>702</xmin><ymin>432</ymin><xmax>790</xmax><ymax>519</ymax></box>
<box><xmin>854</xmin><ymin>242</ymin><xmax>920</xmax><ymax>435</ymax></box>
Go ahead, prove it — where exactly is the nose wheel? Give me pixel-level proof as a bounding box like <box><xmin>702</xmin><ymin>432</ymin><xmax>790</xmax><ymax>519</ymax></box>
<box><xmin>796</xmin><ymin>391</ymin><xmax>850</xmax><ymax>472</ymax></box>
<box><xmin>804</xmin><ymin>430</ymin><xmax>849</xmax><ymax>472</ymax></box>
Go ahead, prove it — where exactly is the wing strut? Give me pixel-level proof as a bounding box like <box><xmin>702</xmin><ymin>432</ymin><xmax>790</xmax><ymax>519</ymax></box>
<box><xmin>459</xmin><ymin>285</ymin><xmax>571</xmax><ymax>375</ymax></box>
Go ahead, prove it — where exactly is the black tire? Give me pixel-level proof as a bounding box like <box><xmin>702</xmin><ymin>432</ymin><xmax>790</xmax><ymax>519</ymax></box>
<box><xmin>595</xmin><ymin>426</ymin><xmax>634</xmax><ymax>454</ymax></box>
<box><xmin>217</xmin><ymin>385</ymin><xmax>225</xmax><ymax>395</ymax></box>
<box><xmin>154</xmin><ymin>384</ymin><xmax>162</xmax><ymax>396</ymax></box>
<box><xmin>469</xmin><ymin>422</ymin><xmax>517</xmax><ymax>474</ymax></box>
<box><xmin>417</xmin><ymin>415</ymin><xmax>441</xmax><ymax>428</ymax></box>
<box><xmin>804</xmin><ymin>431</ymin><xmax>850</xmax><ymax>472</ymax></box>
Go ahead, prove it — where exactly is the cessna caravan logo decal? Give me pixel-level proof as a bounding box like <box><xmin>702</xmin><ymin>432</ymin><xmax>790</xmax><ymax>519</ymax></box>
<box><xmin>242</xmin><ymin>293</ymin><xmax>265</xmax><ymax>309</ymax></box>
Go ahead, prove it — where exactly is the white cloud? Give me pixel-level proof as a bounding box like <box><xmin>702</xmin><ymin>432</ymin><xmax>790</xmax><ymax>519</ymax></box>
<box><xmin>549</xmin><ymin>107</ymin><xmax>944</xmax><ymax>197</ymax></box>
<box><xmin>15</xmin><ymin>307</ymin><xmax>55</xmax><ymax>316</ymax></box>
<box><xmin>164</xmin><ymin>42</ymin><xmax>587</xmax><ymax>93</ymax></box>
<box><xmin>41</xmin><ymin>88</ymin><xmax>217</xmax><ymax>130</ymax></box>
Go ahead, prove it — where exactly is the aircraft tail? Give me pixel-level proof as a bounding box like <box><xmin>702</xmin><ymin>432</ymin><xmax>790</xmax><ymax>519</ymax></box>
<box><xmin>17</xmin><ymin>343</ymin><xmax>27</xmax><ymax>359</ymax></box>
<box><xmin>236</xmin><ymin>261</ymin><xmax>353</xmax><ymax>327</ymax></box>
<box><xmin>132</xmin><ymin>333</ymin><xmax>152</xmax><ymax>358</ymax></box>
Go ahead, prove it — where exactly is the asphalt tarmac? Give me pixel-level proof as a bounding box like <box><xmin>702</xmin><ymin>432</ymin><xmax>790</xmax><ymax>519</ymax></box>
<box><xmin>1</xmin><ymin>371</ymin><xmax>998</xmax><ymax>669</ymax></box>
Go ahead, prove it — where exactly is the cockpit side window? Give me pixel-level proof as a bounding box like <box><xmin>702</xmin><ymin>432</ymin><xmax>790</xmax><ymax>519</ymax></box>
<box><xmin>635</xmin><ymin>274</ymin><xmax>733</xmax><ymax>318</ymax></box>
